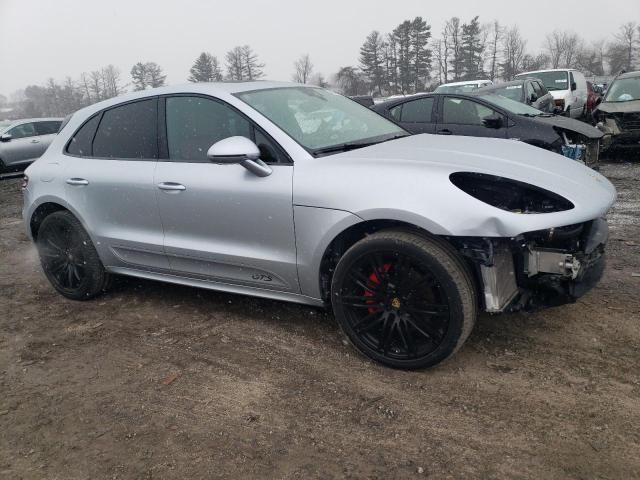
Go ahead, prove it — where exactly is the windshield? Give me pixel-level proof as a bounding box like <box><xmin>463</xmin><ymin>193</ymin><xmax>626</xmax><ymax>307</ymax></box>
<box><xmin>236</xmin><ymin>87</ymin><xmax>405</xmax><ymax>153</ymax></box>
<box><xmin>604</xmin><ymin>77</ymin><xmax>640</xmax><ymax>102</ymax></box>
<box><xmin>0</xmin><ymin>121</ymin><xmax>12</xmax><ymax>133</ymax></box>
<box><xmin>435</xmin><ymin>84</ymin><xmax>480</xmax><ymax>94</ymax></box>
<box><xmin>490</xmin><ymin>84</ymin><xmax>524</xmax><ymax>102</ymax></box>
<box><xmin>516</xmin><ymin>71</ymin><xmax>568</xmax><ymax>91</ymax></box>
<box><xmin>476</xmin><ymin>93</ymin><xmax>543</xmax><ymax>115</ymax></box>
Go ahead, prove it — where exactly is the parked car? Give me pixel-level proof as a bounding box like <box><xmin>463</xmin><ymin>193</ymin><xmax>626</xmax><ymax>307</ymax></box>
<box><xmin>0</xmin><ymin>118</ymin><xmax>63</xmax><ymax>172</ymax></box>
<box><xmin>433</xmin><ymin>79</ymin><xmax>493</xmax><ymax>94</ymax></box>
<box><xmin>592</xmin><ymin>70</ymin><xmax>640</xmax><ymax>153</ymax></box>
<box><xmin>515</xmin><ymin>69</ymin><xmax>588</xmax><ymax>118</ymax></box>
<box><xmin>23</xmin><ymin>82</ymin><xmax>615</xmax><ymax>369</ymax></box>
<box><xmin>477</xmin><ymin>79</ymin><xmax>554</xmax><ymax>113</ymax></box>
<box><xmin>373</xmin><ymin>92</ymin><xmax>604</xmax><ymax>168</ymax></box>
<box><xmin>586</xmin><ymin>81</ymin><xmax>603</xmax><ymax>115</ymax></box>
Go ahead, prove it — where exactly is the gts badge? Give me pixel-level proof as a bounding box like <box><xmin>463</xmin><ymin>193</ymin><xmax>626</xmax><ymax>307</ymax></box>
<box><xmin>252</xmin><ymin>273</ymin><xmax>273</xmax><ymax>282</ymax></box>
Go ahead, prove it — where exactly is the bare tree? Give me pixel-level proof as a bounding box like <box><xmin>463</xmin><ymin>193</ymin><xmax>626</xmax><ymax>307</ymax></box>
<box><xmin>486</xmin><ymin>20</ymin><xmax>503</xmax><ymax>81</ymax></box>
<box><xmin>446</xmin><ymin>17</ymin><xmax>463</xmax><ymax>81</ymax></box>
<box><xmin>225</xmin><ymin>47</ymin><xmax>245</xmax><ymax>80</ymax></box>
<box><xmin>500</xmin><ymin>26</ymin><xmax>527</xmax><ymax>80</ymax></box>
<box><xmin>613</xmin><ymin>22</ymin><xmax>639</xmax><ymax>71</ymax></box>
<box><xmin>293</xmin><ymin>54</ymin><xmax>314</xmax><ymax>84</ymax></box>
<box><xmin>241</xmin><ymin>45</ymin><xmax>265</xmax><ymax>80</ymax></box>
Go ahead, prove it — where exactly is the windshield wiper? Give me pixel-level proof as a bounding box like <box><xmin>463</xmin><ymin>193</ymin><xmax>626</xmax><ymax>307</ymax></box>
<box><xmin>313</xmin><ymin>134</ymin><xmax>409</xmax><ymax>155</ymax></box>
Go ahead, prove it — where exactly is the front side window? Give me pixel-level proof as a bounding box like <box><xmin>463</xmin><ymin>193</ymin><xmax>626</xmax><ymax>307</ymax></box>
<box><xmin>398</xmin><ymin>97</ymin><xmax>434</xmax><ymax>123</ymax></box>
<box><xmin>35</xmin><ymin>121</ymin><xmax>62</xmax><ymax>136</ymax></box>
<box><xmin>236</xmin><ymin>87</ymin><xmax>405</xmax><ymax>154</ymax></box>
<box><xmin>165</xmin><ymin>96</ymin><xmax>251</xmax><ymax>162</ymax></box>
<box><xmin>8</xmin><ymin>123</ymin><xmax>37</xmax><ymax>139</ymax></box>
<box><xmin>93</xmin><ymin>99</ymin><xmax>158</xmax><ymax>159</ymax></box>
<box><xmin>442</xmin><ymin>97</ymin><xmax>496</xmax><ymax>125</ymax></box>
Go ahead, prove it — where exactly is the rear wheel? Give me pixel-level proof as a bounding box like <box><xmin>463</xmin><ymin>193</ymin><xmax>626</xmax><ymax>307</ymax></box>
<box><xmin>331</xmin><ymin>230</ymin><xmax>476</xmax><ymax>369</ymax></box>
<box><xmin>36</xmin><ymin>211</ymin><xmax>110</xmax><ymax>300</ymax></box>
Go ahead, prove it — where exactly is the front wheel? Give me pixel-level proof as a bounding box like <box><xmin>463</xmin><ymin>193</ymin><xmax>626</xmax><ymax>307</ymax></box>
<box><xmin>36</xmin><ymin>211</ymin><xmax>111</xmax><ymax>300</ymax></box>
<box><xmin>331</xmin><ymin>230</ymin><xmax>477</xmax><ymax>369</ymax></box>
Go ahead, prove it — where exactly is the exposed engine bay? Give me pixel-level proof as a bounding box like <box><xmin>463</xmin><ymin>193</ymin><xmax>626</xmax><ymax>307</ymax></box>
<box><xmin>450</xmin><ymin>218</ymin><xmax>608</xmax><ymax>312</ymax></box>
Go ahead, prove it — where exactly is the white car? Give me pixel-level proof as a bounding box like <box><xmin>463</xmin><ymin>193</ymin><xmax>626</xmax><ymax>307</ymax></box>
<box><xmin>515</xmin><ymin>69</ymin><xmax>588</xmax><ymax>118</ymax></box>
<box><xmin>434</xmin><ymin>80</ymin><xmax>493</xmax><ymax>94</ymax></box>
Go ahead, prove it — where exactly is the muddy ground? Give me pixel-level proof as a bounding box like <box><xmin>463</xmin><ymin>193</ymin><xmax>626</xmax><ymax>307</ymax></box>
<box><xmin>0</xmin><ymin>160</ymin><xmax>639</xmax><ymax>480</ymax></box>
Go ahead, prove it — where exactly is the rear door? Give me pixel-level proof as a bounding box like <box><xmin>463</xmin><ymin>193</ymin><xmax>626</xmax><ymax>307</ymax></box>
<box><xmin>64</xmin><ymin>98</ymin><xmax>168</xmax><ymax>270</ymax></box>
<box><xmin>436</xmin><ymin>96</ymin><xmax>508</xmax><ymax>139</ymax></box>
<box><xmin>154</xmin><ymin>95</ymin><xmax>299</xmax><ymax>293</ymax></box>
<box><xmin>389</xmin><ymin>97</ymin><xmax>436</xmax><ymax>134</ymax></box>
<box><xmin>2</xmin><ymin>122</ymin><xmax>43</xmax><ymax>166</ymax></box>
<box><xmin>33</xmin><ymin>120</ymin><xmax>62</xmax><ymax>155</ymax></box>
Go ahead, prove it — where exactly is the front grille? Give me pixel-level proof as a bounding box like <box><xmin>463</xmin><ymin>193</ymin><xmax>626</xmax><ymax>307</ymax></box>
<box><xmin>621</xmin><ymin>112</ymin><xmax>640</xmax><ymax>131</ymax></box>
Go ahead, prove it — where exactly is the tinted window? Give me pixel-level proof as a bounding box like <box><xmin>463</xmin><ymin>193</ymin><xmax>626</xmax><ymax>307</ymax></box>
<box><xmin>399</xmin><ymin>98</ymin><xmax>434</xmax><ymax>122</ymax></box>
<box><xmin>166</xmin><ymin>96</ymin><xmax>251</xmax><ymax>162</ymax></box>
<box><xmin>532</xmin><ymin>81</ymin><xmax>546</xmax><ymax>97</ymax></box>
<box><xmin>389</xmin><ymin>105</ymin><xmax>402</xmax><ymax>121</ymax></box>
<box><xmin>35</xmin><ymin>121</ymin><xmax>62</xmax><ymax>135</ymax></box>
<box><xmin>67</xmin><ymin>114</ymin><xmax>101</xmax><ymax>156</ymax></box>
<box><xmin>8</xmin><ymin>123</ymin><xmax>37</xmax><ymax>139</ymax></box>
<box><xmin>93</xmin><ymin>99</ymin><xmax>158</xmax><ymax>159</ymax></box>
<box><xmin>442</xmin><ymin>97</ymin><xmax>496</xmax><ymax>125</ymax></box>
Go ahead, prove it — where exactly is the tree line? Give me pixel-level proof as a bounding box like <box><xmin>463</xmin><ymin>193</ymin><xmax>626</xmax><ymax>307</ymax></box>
<box><xmin>1</xmin><ymin>20</ymin><xmax>638</xmax><ymax>118</ymax></box>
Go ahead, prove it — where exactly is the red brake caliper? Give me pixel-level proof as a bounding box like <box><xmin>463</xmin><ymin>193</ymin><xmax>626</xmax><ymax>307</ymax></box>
<box><xmin>364</xmin><ymin>263</ymin><xmax>392</xmax><ymax>313</ymax></box>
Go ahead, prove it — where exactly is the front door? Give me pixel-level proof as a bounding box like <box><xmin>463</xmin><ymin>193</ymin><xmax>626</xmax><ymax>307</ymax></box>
<box><xmin>155</xmin><ymin>95</ymin><xmax>299</xmax><ymax>293</ymax></box>
<box><xmin>2</xmin><ymin>122</ymin><xmax>43</xmax><ymax>166</ymax></box>
<box><xmin>436</xmin><ymin>96</ymin><xmax>508</xmax><ymax>139</ymax></box>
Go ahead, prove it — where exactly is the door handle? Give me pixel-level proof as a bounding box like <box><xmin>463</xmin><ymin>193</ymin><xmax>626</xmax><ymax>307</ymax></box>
<box><xmin>31</xmin><ymin>139</ymin><xmax>40</xmax><ymax>143</ymax></box>
<box><xmin>66</xmin><ymin>178</ymin><xmax>89</xmax><ymax>186</ymax></box>
<box><xmin>437</xmin><ymin>129</ymin><xmax>452</xmax><ymax>135</ymax></box>
<box><xmin>158</xmin><ymin>182</ymin><xmax>186</xmax><ymax>192</ymax></box>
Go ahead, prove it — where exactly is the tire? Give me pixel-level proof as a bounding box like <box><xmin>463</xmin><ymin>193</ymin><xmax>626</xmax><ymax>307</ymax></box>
<box><xmin>331</xmin><ymin>230</ymin><xmax>477</xmax><ymax>369</ymax></box>
<box><xmin>36</xmin><ymin>211</ymin><xmax>110</xmax><ymax>300</ymax></box>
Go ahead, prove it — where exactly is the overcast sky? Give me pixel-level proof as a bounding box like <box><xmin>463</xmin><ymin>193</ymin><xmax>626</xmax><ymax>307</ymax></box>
<box><xmin>1</xmin><ymin>0</ymin><xmax>638</xmax><ymax>95</ymax></box>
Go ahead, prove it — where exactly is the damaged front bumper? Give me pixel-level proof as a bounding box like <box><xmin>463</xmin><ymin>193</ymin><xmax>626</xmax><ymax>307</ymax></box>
<box><xmin>452</xmin><ymin>218</ymin><xmax>609</xmax><ymax>313</ymax></box>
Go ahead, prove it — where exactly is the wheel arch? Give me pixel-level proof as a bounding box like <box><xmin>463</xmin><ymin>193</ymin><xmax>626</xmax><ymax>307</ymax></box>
<box><xmin>29</xmin><ymin>201</ymin><xmax>70</xmax><ymax>240</ymax></box>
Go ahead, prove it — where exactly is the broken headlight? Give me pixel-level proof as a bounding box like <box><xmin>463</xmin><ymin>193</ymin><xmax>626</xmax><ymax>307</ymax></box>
<box><xmin>450</xmin><ymin>172</ymin><xmax>574</xmax><ymax>214</ymax></box>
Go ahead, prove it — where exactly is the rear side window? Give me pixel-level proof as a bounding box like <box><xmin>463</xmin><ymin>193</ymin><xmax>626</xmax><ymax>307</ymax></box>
<box><xmin>165</xmin><ymin>96</ymin><xmax>251</xmax><ymax>162</ymax></box>
<box><xmin>398</xmin><ymin>98</ymin><xmax>434</xmax><ymax>123</ymax></box>
<box><xmin>35</xmin><ymin>121</ymin><xmax>62</xmax><ymax>135</ymax></box>
<box><xmin>67</xmin><ymin>114</ymin><xmax>101</xmax><ymax>156</ymax></box>
<box><xmin>93</xmin><ymin>99</ymin><xmax>158</xmax><ymax>159</ymax></box>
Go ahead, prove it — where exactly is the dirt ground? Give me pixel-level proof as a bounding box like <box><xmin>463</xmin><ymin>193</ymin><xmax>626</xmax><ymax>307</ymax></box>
<box><xmin>0</xmin><ymin>159</ymin><xmax>639</xmax><ymax>480</ymax></box>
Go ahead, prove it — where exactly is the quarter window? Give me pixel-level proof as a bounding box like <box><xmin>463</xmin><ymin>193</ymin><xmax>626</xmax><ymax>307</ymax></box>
<box><xmin>67</xmin><ymin>114</ymin><xmax>101</xmax><ymax>156</ymax></box>
<box><xmin>165</xmin><ymin>96</ymin><xmax>251</xmax><ymax>162</ymax></box>
<box><xmin>93</xmin><ymin>99</ymin><xmax>158</xmax><ymax>159</ymax></box>
<box><xmin>442</xmin><ymin>97</ymin><xmax>496</xmax><ymax>126</ymax></box>
<box><xmin>8</xmin><ymin>123</ymin><xmax>37</xmax><ymax>139</ymax></box>
<box><xmin>398</xmin><ymin>98</ymin><xmax>434</xmax><ymax>123</ymax></box>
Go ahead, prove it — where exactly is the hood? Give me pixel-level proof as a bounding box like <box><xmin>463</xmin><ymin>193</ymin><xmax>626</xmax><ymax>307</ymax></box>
<box><xmin>294</xmin><ymin>134</ymin><xmax>616</xmax><ymax>237</ymax></box>
<box><xmin>594</xmin><ymin>99</ymin><xmax>640</xmax><ymax>114</ymax></box>
<box><xmin>528</xmin><ymin>114</ymin><xmax>604</xmax><ymax>139</ymax></box>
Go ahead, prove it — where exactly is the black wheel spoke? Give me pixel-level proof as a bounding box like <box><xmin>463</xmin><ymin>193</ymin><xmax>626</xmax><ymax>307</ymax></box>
<box><xmin>353</xmin><ymin>310</ymin><xmax>385</xmax><ymax>333</ymax></box>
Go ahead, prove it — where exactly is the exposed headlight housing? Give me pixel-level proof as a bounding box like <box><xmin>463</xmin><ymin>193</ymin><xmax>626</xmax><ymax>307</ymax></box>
<box><xmin>554</xmin><ymin>99</ymin><xmax>565</xmax><ymax>110</ymax></box>
<box><xmin>450</xmin><ymin>172</ymin><xmax>574</xmax><ymax>214</ymax></box>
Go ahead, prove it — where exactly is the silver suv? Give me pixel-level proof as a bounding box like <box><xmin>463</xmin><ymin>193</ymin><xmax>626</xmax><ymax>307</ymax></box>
<box><xmin>0</xmin><ymin>118</ymin><xmax>62</xmax><ymax>171</ymax></box>
<box><xmin>22</xmin><ymin>82</ymin><xmax>615</xmax><ymax>369</ymax></box>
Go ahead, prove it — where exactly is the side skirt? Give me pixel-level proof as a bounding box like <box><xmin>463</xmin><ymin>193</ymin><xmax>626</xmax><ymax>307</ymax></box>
<box><xmin>107</xmin><ymin>266</ymin><xmax>326</xmax><ymax>308</ymax></box>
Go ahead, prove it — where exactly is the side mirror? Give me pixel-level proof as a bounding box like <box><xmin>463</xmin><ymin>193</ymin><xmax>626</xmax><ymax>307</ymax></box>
<box><xmin>0</xmin><ymin>133</ymin><xmax>11</xmax><ymax>142</ymax></box>
<box><xmin>207</xmin><ymin>136</ymin><xmax>272</xmax><ymax>177</ymax></box>
<box><xmin>571</xmin><ymin>82</ymin><xmax>577</xmax><ymax>91</ymax></box>
<box><xmin>482</xmin><ymin>113</ymin><xmax>503</xmax><ymax>129</ymax></box>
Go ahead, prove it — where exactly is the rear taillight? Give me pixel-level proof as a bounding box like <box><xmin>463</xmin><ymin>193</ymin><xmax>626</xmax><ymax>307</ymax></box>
<box><xmin>21</xmin><ymin>175</ymin><xmax>29</xmax><ymax>191</ymax></box>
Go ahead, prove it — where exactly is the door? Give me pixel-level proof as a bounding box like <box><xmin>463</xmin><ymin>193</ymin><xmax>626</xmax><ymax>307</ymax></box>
<box><xmin>155</xmin><ymin>95</ymin><xmax>299</xmax><ymax>293</ymax></box>
<box><xmin>532</xmin><ymin>81</ymin><xmax>553</xmax><ymax>112</ymax></box>
<box><xmin>34</xmin><ymin>120</ymin><xmax>63</xmax><ymax>154</ymax></box>
<box><xmin>64</xmin><ymin>98</ymin><xmax>168</xmax><ymax>270</ymax></box>
<box><xmin>436</xmin><ymin>96</ymin><xmax>508</xmax><ymax>139</ymax></box>
<box><xmin>1</xmin><ymin>122</ymin><xmax>43</xmax><ymax>166</ymax></box>
<box><xmin>389</xmin><ymin>97</ymin><xmax>436</xmax><ymax>134</ymax></box>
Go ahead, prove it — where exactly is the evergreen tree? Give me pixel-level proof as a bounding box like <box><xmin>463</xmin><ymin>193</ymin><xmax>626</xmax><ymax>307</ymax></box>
<box><xmin>460</xmin><ymin>16</ymin><xmax>484</xmax><ymax>79</ymax></box>
<box><xmin>409</xmin><ymin>17</ymin><xmax>432</xmax><ymax>91</ymax></box>
<box><xmin>359</xmin><ymin>31</ymin><xmax>386</xmax><ymax>94</ymax></box>
<box><xmin>130</xmin><ymin>62</ymin><xmax>148</xmax><ymax>91</ymax></box>
<box><xmin>145</xmin><ymin>62</ymin><xmax>167</xmax><ymax>87</ymax></box>
<box><xmin>189</xmin><ymin>52</ymin><xmax>220</xmax><ymax>82</ymax></box>
<box><xmin>241</xmin><ymin>45</ymin><xmax>265</xmax><ymax>80</ymax></box>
